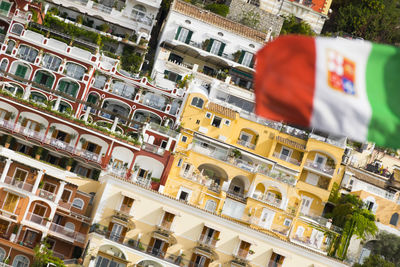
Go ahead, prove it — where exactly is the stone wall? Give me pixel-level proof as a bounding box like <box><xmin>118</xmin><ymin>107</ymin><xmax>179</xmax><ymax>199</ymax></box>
<box><xmin>226</xmin><ymin>0</ymin><xmax>283</xmax><ymax>38</ymax></box>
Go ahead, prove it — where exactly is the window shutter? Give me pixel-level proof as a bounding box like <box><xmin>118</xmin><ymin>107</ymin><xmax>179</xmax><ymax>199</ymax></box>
<box><xmin>71</xmin><ymin>83</ymin><xmax>79</xmax><ymax>97</ymax></box>
<box><xmin>46</xmin><ymin>75</ymin><xmax>54</xmax><ymax>88</ymax></box>
<box><xmin>16</xmin><ymin>65</ymin><xmax>27</xmax><ymax>78</ymax></box>
<box><xmin>238</xmin><ymin>51</ymin><xmax>245</xmax><ymax>64</ymax></box>
<box><xmin>21</xmin><ymin>118</ymin><xmax>27</xmax><ymax>127</ymax></box>
<box><xmin>0</xmin><ymin>2</ymin><xmax>11</xmax><ymax>12</ymax></box>
<box><xmin>52</xmin><ymin>129</ymin><xmax>58</xmax><ymax>138</ymax></box>
<box><xmin>249</xmin><ymin>55</ymin><xmax>255</xmax><ymax>68</ymax></box>
<box><xmin>34</xmin><ymin>71</ymin><xmax>42</xmax><ymax>84</ymax></box>
<box><xmin>94</xmin><ymin>145</ymin><xmax>101</xmax><ymax>155</ymax></box>
<box><xmin>185</xmin><ymin>30</ymin><xmax>193</xmax><ymax>44</ymax></box>
<box><xmin>206</xmin><ymin>39</ymin><xmax>214</xmax><ymax>52</ymax></box>
<box><xmin>87</xmin><ymin>94</ymin><xmax>96</xmax><ymax>104</ymax></box>
<box><xmin>34</xmin><ymin>123</ymin><xmax>40</xmax><ymax>132</ymax></box>
<box><xmin>4</xmin><ymin>112</ymin><xmax>10</xmax><ymax>120</ymax></box>
<box><xmin>58</xmin><ymin>80</ymin><xmax>67</xmax><ymax>93</ymax></box>
<box><xmin>175</xmin><ymin>26</ymin><xmax>182</xmax><ymax>40</ymax></box>
<box><xmin>218</xmin><ymin>42</ymin><xmax>226</xmax><ymax>56</ymax></box>
<box><xmin>65</xmin><ymin>134</ymin><xmax>71</xmax><ymax>143</ymax></box>
<box><xmin>82</xmin><ymin>141</ymin><xmax>88</xmax><ymax>150</ymax></box>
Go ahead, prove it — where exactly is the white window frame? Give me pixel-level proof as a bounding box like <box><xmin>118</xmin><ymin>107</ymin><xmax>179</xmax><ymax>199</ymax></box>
<box><xmin>241</xmin><ymin>51</ymin><xmax>253</xmax><ymax>67</ymax></box>
<box><xmin>177</xmin><ymin>27</ymin><xmax>190</xmax><ymax>43</ymax></box>
<box><xmin>181</xmin><ymin>135</ymin><xmax>188</xmax><ymax>143</ymax></box>
<box><xmin>211</xmin><ymin>115</ymin><xmax>223</xmax><ymax>128</ymax></box>
<box><xmin>300</xmin><ymin>196</ymin><xmax>313</xmax><ymax>215</ymax></box>
<box><xmin>177</xmin><ymin>158</ymin><xmax>183</xmax><ymax>167</ymax></box>
<box><xmin>279</xmin><ymin>146</ymin><xmax>292</xmax><ymax>160</ymax></box>
<box><xmin>72</xmin><ymin>198</ymin><xmax>84</xmax><ymax>210</ymax></box>
<box><xmin>0</xmin><ymin>0</ymin><xmax>12</xmax><ymax>17</ymax></box>
<box><xmin>2</xmin><ymin>192</ymin><xmax>19</xmax><ymax>213</ymax></box>
<box><xmin>239</xmin><ymin>131</ymin><xmax>253</xmax><ymax>143</ymax></box>
<box><xmin>283</xmin><ymin>218</ymin><xmax>292</xmax><ymax>227</ymax></box>
<box><xmin>205</xmin><ymin>112</ymin><xmax>212</xmax><ymax>119</ymax></box>
<box><xmin>210</xmin><ymin>40</ymin><xmax>222</xmax><ymax>55</ymax></box>
<box><xmin>13</xmin><ymin>167</ymin><xmax>28</xmax><ymax>182</ymax></box>
<box><xmin>42</xmin><ymin>181</ymin><xmax>58</xmax><ymax>193</ymax></box>
<box><xmin>61</xmin><ymin>189</ymin><xmax>73</xmax><ymax>203</ymax></box>
<box><xmin>12</xmin><ymin>255</ymin><xmax>30</xmax><ymax>267</ymax></box>
<box><xmin>224</xmin><ymin>119</ymin><xmax>231</xmax><ymax>126</ymax></box>
<box><xmin>314</xmin><ymin>153</ymin><xmax>327</xmax><ymax>167</ymax></box>
<box><xmin>177</xmin><ymin>187</ymin><xmax>192</xmax><ymax>202</ymax></box>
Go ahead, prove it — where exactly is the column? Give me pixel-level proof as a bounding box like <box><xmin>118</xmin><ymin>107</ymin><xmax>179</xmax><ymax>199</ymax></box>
<box><xmin>22</xmin><ymin>85</ymin><xmax>31</xmax><ymax>100</ymax></box>
<box><xmin>246</xmin><ymin>180</ymin><xmax>256</xmax><ymax>198</ymax></box>
<box><xmin>111</xmin><ymin>117</ymin><xmax>118</xmax><ymax>132</ymax></box>
<box><xmin>52</xmin><ymin>96</ymin><xmax>61</xmax><ymax>111</ymax></box>
<box><xmin>32</xmin><ymin>170</ymin><xmax>44</xmax><ymax>194</ymax></box>
<box><xmin>165</xmin><ymin>137</ymin><xmax>173</xmax><ymax>151</ymax></box>
<box><xmin>0</xmin><ymin>158</ymin><xmax>12</xmax><ymax>183</ymax></box>
<box><xmin>83</xmin><ymin>106</ymin><xmax>91</xmax><ymax>122</ymax></box>
<box><xmin>54</xmin><ymin>181</ymin><xmax>66</xmax><ymax>204</ymax></box>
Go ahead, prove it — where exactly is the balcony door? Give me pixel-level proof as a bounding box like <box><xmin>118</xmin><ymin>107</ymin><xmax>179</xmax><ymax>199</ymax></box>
<box><xmin>300</xmin><ymin>196</ymin><xmax>313</xmax><ymax>215</ymax></box>
<box><xmin>13</xmin><ymin>169</ymin><xmax>28</xmax><ymax>183</ymax></box>
<box><xmin>279</xmin><ymin>147</ymin><xmax>292</xmax><ymax>161</ymax></box>
<box><xmin>2</xmin><ymin>193</ymin><xmax>19</xmax><ymax>213</ymax></box>
<box><xmin>259</xmin><ymin>208</ymin><xmax>275</xmax><ymax>230</ymax></box>
<box><xmin>33</xmin><ymin>204</ymin><xmax>46</xmax><ymax>217</ymax></box>
<box><xmin>109</xmin><ymin>223</ymin><xmax>123</xmax><ymax>242</ymax></box>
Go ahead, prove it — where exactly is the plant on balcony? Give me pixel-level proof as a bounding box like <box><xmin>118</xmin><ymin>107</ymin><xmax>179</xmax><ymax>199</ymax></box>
<box><xmin>76</xmin><ymin>15</ymin><xmax>84</xmax><ymax>25</ymax></box>
<box><xmin>216</xmin><ymin>69</ymin><xmax>229</xmax><ymax>81</ymax></box>
<box><xmin>248</xmin><ymin>249</ymin><xmax>255</xmax><ymax>255</ymax></box>
<box><xmin>176</xmin><ymin>74</ymin><xmax>194</xmax><ymax>89</ymax></box>
<box><xmin>139</xmin><ymin>38</ymin><xmax>149</xmax><ymax>46</ymax></box>
<box><xmin>151</xmin><ymin>177</ymin><xmax>160</xmax><ymax>183</ymax></box>
<box><xmin>128</xmin><ymin>238</ymin><xmax>136</xmax><ymax>246</ymax></box>
<box><xmin>202</xmin><ymin>39</ymin><xmax>210</xmax><ymax>50</ymax></box>
<box><xmin>233</xmin><ymin>50</ymin><xmax>242</xmax><ymax>62</ymax></box>
<box><xmin>33</xmin><ymin>240</ymin><xmax>66</xmax><ymax>267</ymax></box>
<box><xmin>231</xmin><ymin>149</ymin><xmax>242</xmax><ymax>158</ymax></box>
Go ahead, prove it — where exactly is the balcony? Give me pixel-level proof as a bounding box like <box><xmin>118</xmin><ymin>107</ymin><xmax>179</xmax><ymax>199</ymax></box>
<box><xmin>198</xmin><ymin>234</ymin><xmax>217</xmax><ymax>248</ymax></box>
<box><xmin>142</xmin><ymin>143</ymin><xmax>165</xmax><ymax>156</ymax></box>
<box><xmin>148</xmin><ymin>123</ymin><xmax>180</xmax><ymax>138</ymax></box>
<box><xmin>236</xmin><ymin>139</ymin><xmax>255</xmax><ymax>150</ymax></box>
<box><xmin>273</xmin><ymin>152</ymin><xmax>301</xmax><ymax>166</ymax></box>
<box><xmin>299</xmin><ymin>211</ymin><xmax>341</xmax><ymax>233</ymax></box>
<box><xmin>3</xmin><ymin>176</ymin><xmax>33</xmax><ymax>192</ymax></box>
<box><xmin>37</xmin><ymin>189</ymin><xmax>56</xmax><ymax>201</ymax></box>
<box><xmin>304</xmin><ymin>160</ymin><xmax>335</xmax><ymax>176</ymax></box>
<box><xmin>192</xmin><ymin>142</ymin><xmax>228</xmax><ymax>162</ymax></box>
<box><xmin>139</xmin><ymin>98</ymin><xmax>167</xmax><ymax>112</ymax></box>
<box><xmin>251</xmin><ymin>193</ymin><xmax>282</xmax><ymax>209</ymax></box>
<box><xmin>92</xmin><ymin>2</ymin><xmax>112</xmax><ymax>13</ymax></box>
<box><xmin>48</xmin><ymin>223</ymin><xmax>86</xmax><ymax>244</ymax></box>
<box><xmin>113</xmin><ymin>207</ymin><xmax>133</xmax><ymax>223</ymax></box>
<box><xmin>0</xmin><ymin>202</ymin><xmax>20</xmax><ymax>221</ymax></box>
<box><xmin>256</xmin><ymin>166</ymin><xmax>297</xmax><ymax>186</ymax></box>
<box><xmin>180</xmin><ymin>171</ymin><xmax>221</xmax><ymax>193</ymax></box>
<box><xmin>158</xmin><ymin>220</ymin><xmax>173</xmax><ymax>232</ymax></box>
<box><xmin>0</xmin><ymin>119</ymin><xmax>103</xmax><ymax>164</ymax></box>
<box><xmin>26</xmin><ymin>212</ymin><xmax>47</xmax><ymax>226</ymax></box>
<box><xmin>226</xmin><ymin>189</ymin><xmax>247</xmax><ymax>202</ymax></box>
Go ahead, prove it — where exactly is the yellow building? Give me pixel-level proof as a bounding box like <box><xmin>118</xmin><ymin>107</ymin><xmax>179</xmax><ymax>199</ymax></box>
<box><xmin>163</xmin><ymin>91</ymin><xmax>347</xmax><ymax>256</ymax></box>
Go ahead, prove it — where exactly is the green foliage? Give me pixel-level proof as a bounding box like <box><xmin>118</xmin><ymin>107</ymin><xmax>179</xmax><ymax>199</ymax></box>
<box><xmin>280</xmin><ymin>15</ymin><xmax>315</xmax><ymax>36</ymax></box>
<box><xmin>328</xmin><ymin>194</ymin><xmax>377</xmax><ymax>259</ymax></box>
<box><xmin>353</xmin><ymin>255</ymin><xmax>395</xmax><ymax>267</ymax></box>
<box><xmin>176</xmin><ymin>74</ymin><xmax>194</xmax><ymax>89</ymax></box>
<box><xmin>328</xmin><ymin>182</ymin><xmax>340</xmax><ymax>204</ymax></box>
<box><xmin>240</xmin><ymin>10</ymin><xmax>261</xmax><ymax>28</ymax></box>
<box><xmin>33</xmin><ymin>241</ymin><xmax>66</xmax><ymax>267</ymax></box>
<box><xmin>323</xmin><ymin>0</ymin><xmax>400</xmax><ymax>44</ymax></box>
<box><xmin>370</xmin><ymin>232</ymin><xmax>400</xmax><ymax>265</ymax></box>
<box><xmin>204</xmin><ymin>3</ymin><xmax>229</xmax><ymax>17</ymax></box>
<box><xmin>120</xmin><ymin>46</ymin><xmax>143</xmax><ymax>73</ymax></box>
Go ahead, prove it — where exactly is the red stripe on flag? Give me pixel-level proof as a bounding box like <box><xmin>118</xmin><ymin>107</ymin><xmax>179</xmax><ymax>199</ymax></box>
<box><xmin>255</xmin><ymin>35</ymin><xmax>316</xmax><ymax>128</ymax></box>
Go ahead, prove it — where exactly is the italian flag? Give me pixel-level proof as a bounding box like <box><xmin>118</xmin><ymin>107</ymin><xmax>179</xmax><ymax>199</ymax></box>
<box><xmin>255</xmin><ymin>35</ymin><xmax>400</xmax><ymax>148</ymax></box>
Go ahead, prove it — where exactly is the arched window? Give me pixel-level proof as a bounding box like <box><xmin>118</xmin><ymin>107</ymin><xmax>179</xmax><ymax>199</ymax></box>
<box><xmin>94</xmin><ymin>74</ymin><xmax>107</xmax><ymax>89</ymax></box>
<box><xmin>72</xmin><ymin>198</ymin><xmax>84</xmax><ymax>209</ymax></box>
<box><xmin>65</xmin><ymin>222</ymin><xmax>75</xmax><ymax>231</ymax></box>
<box><xmin>205</xmin><ymin>200</ymin><xmax>217</xmax><ymax>212</ymax></box>
<box><xmin>42</xmin><ymin>54</ymin><xmax>62</xmax><ymax>71</ymax></box>
<box><xmin>390</xmin><ymin>213</ymin><xmax>399</xmax><ymax>226</ymax></box>
<box><xmin>18</xmin><ymin>45</ymin><xmax>38</xmax><ymax>63</ymax></box>
<box><xmin>30</xmin><ymin>92</ymin><xmax>46</xmax><ymax>104</ymax></box>
<box><xmin>295</xmin><ymin>226</ymin><xmax>305</xmax><ymax>238</ymax></box>
<box><xmin>191</xmin><ymin>97</ymin><xmax>204</xmax><ymax>109</ymax></box>
<box><xmin>0</xmin><ymin>59</ymin><xmax>8</xmax><ymax>73</ymax></box>
<box><xmin>57</xmin><ymin>79</ymin><xmax>79</xmax><ymax>98</ymax></box>
<box><xmin>33</xmin><ymin>70</ymin><xmax>54</xmax><ymax>88</ymax></box>
<box><xmin>0</xmin><ymin>247</ymin><xmax>5</xmax><ymax>262</ymax></box>
<box><xmin>131</xmin><ymin>5</ymin><xmax>149</xmax><ymax>24</ymax></box>
<box><xmin>11</xmin><ymin>24</ymin><xmax>23</xmax><ymax>35</ymax></box>
<box><xmin>6</xmin><ymin>40</ymin><xmax>15</xmax><ymax>55</ymax></box>
<box><xmin>12</xmin><ymin>255</ymin><xmax>30</xmax><ymax>267</ymax></box>
<box><xmin>65</xmin><ymin>62</ymin><xmax>86</xmax><ymax>80</ymax></box>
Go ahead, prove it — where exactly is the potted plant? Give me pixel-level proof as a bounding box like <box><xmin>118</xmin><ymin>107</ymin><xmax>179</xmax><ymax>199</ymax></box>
<box><xmin>10</xmin><ymin>225</ymin><xmax>19</xmax><ymax>242</ymax></box>
<box><xmin>4</xmin><ymin>135</ymin><xmax>13</xmax><ymax>148</ymax></box>
<box><xmin>66</xmin><ymin>158</ymin><xmax>74</xmax><ymax>171</ymax></box>
<box><xmin>35</xmin><ymin>147</ymin><xmax>43</xmax><ymax>160</ymax></box>
<box><xmin>231</xmin><ymin>149</ymin><xmax>241</xmax><ymax>159</ymax></box>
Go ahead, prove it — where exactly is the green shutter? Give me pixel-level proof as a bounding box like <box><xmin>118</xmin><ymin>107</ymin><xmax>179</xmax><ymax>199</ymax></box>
<box><xmin>58</xmin><ymin>80</ymin><xmax>67</xmax><ymax>92</ymax></box>
<box><xmin>34</xmin><ymin>71</ymin><xmax>42</xmax><ymax>83</ymax></box>
<box><xmin>206</xmin><ymin>39</ymin><xmax>214</xmax><ymax>52</ymax></box>
<box><xmin>177</xmin><ymin>74</ymin><xmax>183</xmax><ymax>82</ymax></box>
<box><xmin>238</xmin><ymin>50</ymin><xmax>245</xmax><ymax>64</ymax></box>
<box><xmin>45</xmin><ymin>75</ymin><xmax>54</xmax><ymax>88</ymax></box>
<box><xmin>185</xmin><ymin>30</ymin><xmax>193</xmax><ymax>44</ymax></box>
<box><xmin>0</xmin><ymin>1</ymin><xmax>11</xmax><ymax>12</ymax></box>
<box><xmin>15</xmin><ymin>65</ymin><xmax>27</xmax><ymax>78</ymax></box>
<box><xmin>71</xmin><ymin>83</ymin><xmax>79</xmax><ymax>97</ymax></box>
<box><xmin>249</xmin><ymin>55</ymin><xmax>255</xmax><ymax>68</ymax></box>
<box><xmin>88</xmin><ymin>94</ymin><xmax>97</xmax><ymax>104</ymax></box>
<box><xmin>175</xmin><ymin>26</ymin><xmax>182</xmax><ymax>40</ymax></box>
<box><xmin>218</xmin><ymin>42</ymin><xmax>226</xmax><ymax>56</ymax></box>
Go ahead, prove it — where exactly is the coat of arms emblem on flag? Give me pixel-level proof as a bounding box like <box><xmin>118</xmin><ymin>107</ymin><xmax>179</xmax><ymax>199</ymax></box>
<box><xmin>327</xmin><ymin>49</ymin><xmax>356</xmax><ymax>95</ymax></box>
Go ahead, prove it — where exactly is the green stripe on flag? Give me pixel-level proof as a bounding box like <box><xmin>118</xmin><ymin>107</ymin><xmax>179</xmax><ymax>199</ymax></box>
<box><xmin>366</xmin><ymin>43</ymin><xmax>400</xmax><ymax>148</ymax></box>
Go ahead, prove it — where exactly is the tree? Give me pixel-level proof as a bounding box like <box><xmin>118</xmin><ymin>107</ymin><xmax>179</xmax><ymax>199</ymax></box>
<box><xmin>371</xmin><ymin>232</ymin><xmax>400</xmax><ymax>265</ymax></box>
<box><xmin>323</xmin><ymin>0</ymin><xmax>400</xmax><ymax>44</ymax></box>
<box><xmin>326</xmin><ymin>194</ymin><xmax>377</xmax><ymax>259</ymax></box>
<box><xmin>33</xmin><ymin>241</ymin><xmax>66</xmax><ymax>267</ymax></box>
<box><xmin>353</xmin><ymin>255</ymin><xmax>395</xmax><ymax>267</ymax></box>
<box><xmin>204</xmin><ymin>3</ymin><xmax>229</xmax><ymax>17</ymax></box>
<box><xmin>280</xmin><ymin>15</ymin><xmax>315</xmax><ymax>36</ymax></box>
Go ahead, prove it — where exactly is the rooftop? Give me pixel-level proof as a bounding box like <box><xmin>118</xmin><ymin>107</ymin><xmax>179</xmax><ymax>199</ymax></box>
<box><xmin>207</xmin><ymin>102</ymin><xmax>236</xmax><ymax>120</ymax></box>
<box><xmin>172</xmin><ymin>0</ymin><xmax>268</xmax><ymax>43</ymax></box>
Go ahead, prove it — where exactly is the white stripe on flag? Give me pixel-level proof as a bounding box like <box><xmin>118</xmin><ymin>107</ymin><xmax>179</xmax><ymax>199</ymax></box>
<box><xmin>311</xmin><ymin>38</ymin><xmax>373</xmax><ymax>142</ymax></box>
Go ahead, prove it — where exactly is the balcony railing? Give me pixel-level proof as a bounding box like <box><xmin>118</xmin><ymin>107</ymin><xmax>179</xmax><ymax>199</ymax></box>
<box><xmin>256</xmin><ymin>166</ymin><xmax>297</xmax><ymax>186</ymax></box>
<box><xmin>26</xmin><ymin>212</ymin><xmax>47</xmax><ymax>226</ymax></box>
<box><xmin>142</xmin><ymin>143</ymin><xmax>165</xmax><ymax>156</ymax></box>
<box><xmin>3</xmin><ymin>176</ymin><xmax>33</xmax><ymax>192</ymax></box>
<box><xmin>236</xmin><ymin>139</ymin><xmax>256</xmax><ymax>150</ymax></box>
<box><xmin>235</xmin><ymin>249</ymin><xmax>249</xmax><ymax>260</ymax></box>
<box><xmin>139</xmin><ymin>98</ymin><xmax>167</xmax><ymax>112</ymax></box>
<box><xmin>119</xmin><ymin>205</ymin><xmax>132</xmax><ymax>214</ymax></box>
<box><xmin>251</xmin><ymin>193</ymin><xmax>282</xmax><ymax>208</ymax></box>
<box><xmin>192</xmin><ymin>143</ymin><xmax>228</xmax><ymax>161</ymax></box>
<box><xmin>49</xmin><ymin>223</ymin><xmax>86</xmax><ymax>243</ymax></box>
<box><xmin>198</xmin><ymin>234</ymin><xmax>217</xmax><ymax>248</ymax></box>
<box><xmin>0</xmin><ymin>119</ymin><xmax>103</xmax><ymax>164</ymax></box>
<box><xmin>148</xmin><ymin>122</ymin><xmax>180</xmax><ymax>138</ymax></box>
<box><xmin>92</xmin><ymin>2</ymin><xmax>112</xmax><ymax>13</ymax></box>
<box><xmin>273</xmin><ymin>152</ymin><xmax>301</xmax><ymax>166</ymax></box>
<box><xmin>158</xmin><ymin>220</ymin><xmax>173</xmax><ymax>231</ymax></box>
<box><xmin>226</xmin><ymin>189</ymin><xmax>247</xmax><ymax>202</ymax></box>
<box><xmin>37</xmin><ymin>189</ymin><xmax>56</xmax><ymax>201</ymax></box>
<box><xmin>304</xmin><ymin>160</ymin><xmax>335</xmax><ymax>176</ymax></box>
